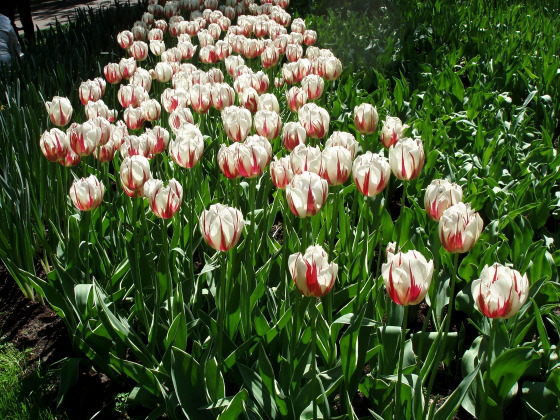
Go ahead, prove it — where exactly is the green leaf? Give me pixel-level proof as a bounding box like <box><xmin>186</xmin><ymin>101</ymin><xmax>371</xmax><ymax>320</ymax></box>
<box><xmin>434</xmin><ymin>365</ymin><xmax>479</xmax><ymax>420</ymax></box>
<box><xmin>217</xmin><ymin>389</ymin><xmax>249</xmax><ymax>420</ymax></box>
<box><xmin>56</xmin><ymin>357</ymin><xmax>81</xmax><ymax>407</ymax></box>
<box><xmin>238</xmin><ymin>363</ymin><xmax>279</xmax><ymax>419</ymax></box>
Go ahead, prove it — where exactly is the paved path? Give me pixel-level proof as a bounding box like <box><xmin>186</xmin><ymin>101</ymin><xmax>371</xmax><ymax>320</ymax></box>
<box><xmin>15</xmin><ymin>0</ymin><xmax>140</xmax><ymax>32</ymax></box>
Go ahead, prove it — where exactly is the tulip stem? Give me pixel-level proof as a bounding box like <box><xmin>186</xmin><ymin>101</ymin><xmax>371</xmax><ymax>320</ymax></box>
<box><xmin>423</xmin><ymin>252</ymin><xmax>459</xmax><ymax>416</ymax></box>
<box><xmin>312</xmin><ymin>306</ymin><xmax>318</xmax><ymax>420</ymax></box>
<box><xmin>395</xmin><ymin>305</ymin><xmax>409</xmax><ymax>419</ymax></box>
<box><xmin>356</xmin><ymin>195</ymin><xmax>369</xmax><ymax>313</ymax></box>
<box><xmin>326</xmin><ymin>187</ymin><xmax>340</xmax><ymax>323</ymax></box>
<box><xmin>394</xmin><ymin>181</ymin><xmax>408</xmax><ymax>252</ymax></box>
<box><xmin>480</xmin><ymin>318</ymin><xmax>498</xmax><ymax>420</ymax></box>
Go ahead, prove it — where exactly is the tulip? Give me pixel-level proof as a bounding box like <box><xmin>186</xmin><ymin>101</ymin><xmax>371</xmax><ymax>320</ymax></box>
<box><xmin>78</xmin><ymin>80</ymin><xmax>103</xmax><ymax>105</ymax></box>
<box><xmin>129</xmin><ymin>41</ymin><xmax>149</xmax><ymax>61</ymax></box>
<box><xmin>380</xmin><ymin>116</ymin><xmax>408</xmax><ymax>148</ymax></box>
<box><xmin>286</xmin><ymin>171</ymin><xmax>328</xmax><ymax>217</ymax></box>
<box><xmin>225</xmin><ymin>55</ymin><xmax>245</xmax><ymax>77</ymax></box>
<box><xmin>200</xmin><ymin>45</ymin><xmax>218</xmax><ymax>64</ymax></box>
<box><xmin>169</xmin><ymin>124</ymin><xmax>204</xmax><ymax>168</ymax></box>
<box><xmin>138</xmin><ymin>126</ymin><xmax>163</xmax><ymax>155</ymax></box>
<box><xmin>353</xmin><ymin>103</ymin><xmax>378</xmax><ymax>135</ymax></box>
<box><xmin>120</xmin><ymin>134</ymin><xmax>151</xmax><ymax>158</ymax></box>
<box><xmin>325</xmin><ymin>131</ymin><xmax>359</xmax><ymax>159</ymax></box>
<box><xmin>104</xmin><ymin>63</ymin><xmax>123</xmax><ymax>84</ymax></box>
<box><xmin>119</xmin><ymin>57</ymin><xmax>137</xmax><ymax>80</ymax></box>
<box><xmin>274</xmin><ymin>77</ymin><xmax>285</xmax><ymax>88</ymax></box>
<box><xmin>286</xmin><ymin>43</ymin><xmax>303</xmax><ymax>62</ymax></box>
<box><xmin>303</xmin><ymin>29</ymin><xmax>317</xmax><ymax>46</ymax></box>
<box><xmin>123</xmin><ymin>106</ymin><xmax>146</xmax><ymax>131</ymax></box>
<box><xmin>161</xmin><ymin>88</ymin><xmax>189</xmax><ymax>113</ymax></box>
<box><xmin>148</xmin><ymin>28</ymin><xmax>163</xmax><ymax>41</ymax></box>
<box><xmin>382</xmin><ymin>250</ymin><xmax>434</xmax><ymax>306</ymax></box>
<box><xmin>169</xmin><ymin>107</ymin><xmax>195</xmax><ymax>133</ymax></box>
<box><xmin>217</xmin><ymin>143</ymin><xmax>241</xmax><ymax>179</ymax></box>
<box><xmin>237</xmin><ymin>135</ymin><xmax>272</xmax><ymax>178</ymax></box>
<box><xmin>131</xmin><ymin>68</ymin><xmax>152</xmax><ymax>93</ymax></box>
<box><xmin>424</xmin><ymin>179</ymin><xmax>463</xmax><ymax>221</ymax></box>
<box><xmin>252</xmin><ymin>71</ymin><xmax>270</xmax><ymax>94</ymax></box>
<box><xmin>320</xmin><ymin>56</ymin><xmax>342</xmax><ymax>81</ymax></box>
<box><xmin>85</xmin><ymin>100</ymin><xmax>117</xmax><ymax>122</ymax></box>
<box><xmin>189</xmin><ymin>84</ymin><xmax>212</xmax><ymax>114</ymax></box>
<box><xmin>110</xmin><ymin>121</ymin><xmax>128</xmax><ymax>147</ymax></box>
<box><xmin>68</xmin><ymin>121</ymin><xmax>102</xmax><ymax>156</ymax></box>
<box><xmin>273</xmin><ymin>33</ymin><xmax>289</xmax><ymax>54</ymax></box>
<box><xmin>290</xmin><ymin>144</ymin><xmax>322</xmax><ymax>175</ymax></box>
<box><xmin>298</xmin><ymin>103</ymin><xmax>330</xmax><ymax>139</ymax></box>
<box><xmin>143</xmin><ymin>178</ymin><xmax>183</xmax><ymax>219</ymax></box>
<box><xmin>141</xmin><ymin>99</ymin><xmax>162</xmax><ymax>122</ymax></box>
<box><xmin>290</xmin><ymin>17</ymin><xmax>305</xmax><ymax>34</ymax></box>
<box><xmin>296</xmin><ymin>58</ymin><xmax>313</xmax><ymax>81</ymax></box>
<box><xmin>89</xmin><ymin>116</ymin><xmax>112</xmax><ymax>146</ymax></box>
<box><xmin>270</xmin><ymin>156</ymin><xmax>293</xmax><ymax>189</ymax></box>
<box><xmin>320</xmin><ymin>146</ymin><xmax>352</xmax><ymax>186</ymax></box>
<box><xmin>257</xmin><ymin>93</ymin><xmax>280</xmax><ymax>114</ymax></box>
<box><xmin>352</xmin><ymin>152</ymin><xmax>391</xmax><ymax>197</ymax></box>
<box><xmin>288</xmin><ymin>245</ymin><xmax>338</xmax><ymax>297</ymax></box>
<box><xmin>199</xmin><ymin>204</ymin><xmax>245</xmax><ymax>251</ymax></box>
<box><xmin>207</xmin><ymin>68</ymin><xmax>224</xmax><ymax>84</ymax></box>
<box><xmin>133</xmin><ymin>24</ymin><xmax>147</xmax><ymax>42</ymax></box>
<box><xmin>222</xmin><ymin>106</ymin><xmax>252</xmax><ymax>142</ymax></box>
<box><xmin>94</xmin><ymin>138</ymin><xmax>118</xmax><ymax>162</ymax></box>
<box><xmin>388</xmin><ymin>137</ymin><xmax>425</xmax><ymax>181</ymax></box>
<box><xmin>282</xmin><ymin>122</ymin><xmax>306</xmax><ymax>151</ymax></box>
<box><xmin>117</xmin><ymin>30</ymin><xmax>134</xmax><ymax>49</ymax></box>
<box><xmin>471</xmin><ymin>263</ymin><xmax>529</xmax><ymax>319</ymax></box>
<box><xmin>286</xmin><ymin>86</ymin><xmax>307</xmax><ymax>113</ymax></box>
<box><xmin>281</xmin><ymin>62</ymin><xmax>299</xmax><ymax>85</ymax></box>
<box><xmin>301</xmin><ymin>74</ymin><xmax>324</xmax><ymax>101</ymax></box>
<box><xmin>119</xmin><ymin>84</ymin><xmax>148</xmax><ymax>108</ymax></box>
<box><xmin>69</xmin><ymin>175</ymin><xmax>105</xmax><ymax>211</ymax></box>
<box><xmin>439</xmin><ymin>203</ymin><xmax>483</xmax><ymax>253</ymax></box>
<box><xmin>45</xmin><ymin>96</ymin><xmax>73</xmax><ymax>127</ymax></box>
<box><xmin>234</xmin><ymin>73</ymin><xmax>253</xmax><ymax>94</ymax></box>
<box><xmin>254</xmin><ymin>110</ymin><xmax>282</xmax><ymax>140</ymax></box>
<box><xmin>177</xmin><ymin>41</ymin><xmax>197</xmax><ymax>60</ymax></box>
<box><xmin>60</xmin><ymin>148</ymin><xmax>81</xmax><ymax>167</ymax></box>
<box><xmin>149</xmin><ymin>40</ymin><xmax>166</xmax><ymax>56</ymax></box>
<box><xmin>261</xmin><ymin>45</ymin><xmax>280</xmax><ymax>68</ymax></box>
<box><xmin>120</xmin><ymin>155</ymin><xmax>152</xmax><ymax>197</ymax></box>
<box><xmin>39</xmin><ymin>128</ymin><xmax>69</xmax><ymax>162</ymax></box>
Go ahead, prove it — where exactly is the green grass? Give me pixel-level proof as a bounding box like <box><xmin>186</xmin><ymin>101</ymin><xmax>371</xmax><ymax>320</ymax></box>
<box><xmin>0</xmin><ymin>342</ymin><xmax>64</xmax><ymax>420</ymax></box>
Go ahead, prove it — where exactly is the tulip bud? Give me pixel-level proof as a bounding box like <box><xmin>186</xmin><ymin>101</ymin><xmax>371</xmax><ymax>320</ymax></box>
<box><xmin>257</xmin><ymin>93</ymin><xmax>280</xmax><ymax>114</ymax></box>
<box><xmin>290</xmin><ymin>18</ymin><xmax>305</xmax><ymax>34</ymax></box>
<box><xmin>150</xmin><ymin>39</ymin><xmax>166</xmax><ymax>56</ymax></box>
<box><xmin>298</xmin><ymin>103</ymin><xmax>329</xmax><ymax>139</ymax></box>
<box><xmin>254</xmin><ymin>110</ymin><xmax>282</xmax><ymax>140</ymax></box>
<box><xmin>45</xmin><ymin>96</ymin><xmax>73</xmax><ymax>127</ymax></box>
<box><xmin>119</xmin><ymin>57</ymin><xmax>137</xmax><ymax>80</ymax></box>
<box><xmin>388</xmin><ymin>137</ymin><xmax>425</xmax><ymax>181</ymax></box>
<box><xmin>119</xmin><ymin>84</ymin><xmax>148</xmax><ymax>108</ymax></box>
<box><xmin>237</xmin><ymin>135</ymin><xmax>272</xmax><ymax>178</ymax></box>
<box><xmin>169</xmin><ymin>107</ymin><xmax>195</xmax><ymax>133</ymax></box>
<box><xmin>274</xmin><ymin>77</ymin><xmax>285</xmax><ymax>88</ymax></box>
<box><xmin>380</xmin><ymin>116</ymin><xmax>408</xmax><ymax>148</ymax></box>
<box><xmin>288</xmin><ymin>245</ymin><xmax>338</xmax><ymax>297</ymax></box>
<box><xmin>131</xmin><ymin>68</ymin><xmax>152</xmax><ymax>92</ymax></box>
<box><xmin>69</xmin><ymin>175</ymin><xmax>105</xmax><ymax>211</ymax></box>
<box><xmin>120</xmin><ymin>134</ymin><xmax>151</xmax><ymax>158</ymax></box>
<box><xmin>123</xmin><ymin>106</ymin><xmax>146</xmax><ymax>131</ymax></box>
<box><xmin>439</xmin><ymin>203</ymin><xmax>483</xmax><ymax>253</ymax></box>
<box><xmin>103</xmin><ymin>63</ymin><xmax>123</xmax><ymax>84</ymax></box>
<box><xmin>148</xmin><ymin>28</ymin><xmax>164</xmax><ymax>41</ymax></box>
<box><xmin>282</xmin><ymin>121</ymin><xmax>306</xmax><ymax>151</ymax></box>
<box><xmin>352</xmin><ymin>152</ymin><xmax>391</xmax><ymax>197</ymax></box>
<box><xmin>40</xmin><ymin>128</ymin><xmax>69</xmax><ymax>162</ymax></box>
<box><xmin>117</xmin><ymin>30</ymin><xmax>134</xmax><ymax>49</ymax></box>
<box><xmin>290</xmin><ymin>144</ymin><xmax>322</xmax><ymax>175</ymax></box>
<box><xmin>217</xmin><ymin>143</ymin><xmax>241</xmax><ymax>179</ymax></box>
<box><xmin>60</xmin><ymin>148</ymin><xmax>81</xmax><ymax>167</ymax></box>
<box><xmin>261</xmin><ymin>45</ymin><xmax>280</xmax><ymax>68</ymax></box>
<box><xmin>143</xmin><ymin>178</ymin><xmax>183</xmax><ymax>219</ymax></box>
<box><xmin>424</xmin><ymin>179</ymin><xmax>463</xmax><ymax>221</ymax></box>
<box><xmin>207</xmin><ymin>68</ymin><xmax>224</xmax><ymax>84</ymax></box>
<box><xmin>286</xmin><ymin>86</ymin><xmax>307</xmax><ymax>113</ymax></box>
<box><xmin>141</xmin><ymin>99</ymin><xmax>162</xmax><ymax>122</ymax></box>
<box><xmin>225</xmin><ymin>55</ymin><xmax>245</xmax><ymax>77</ymax></box>
<box><xmin>146</xmin><ymin>126</ymin><xmax>170</xmax><ymax>156</ymax></box>
<box><xmin>303</xmin><ymin>29</ymin><xmax>317</xmax><ymax>46</ymax></box>
<box><xmin>68</xmin><ymin>121</ymin><xmax>102</xmax><ymax>156</ymax></box>
<box><xmin>189</xmin><ymin>84</ymin><xmax>212</xmax><ymax>114</ymax></box>
<box><xmin>471</xmin><ymin>263</ymin><xmax>529</xmax><ymax>319</ymax></box>
<box><xmin>78</xmin><ymin>80</ymin><xmax>103</xmax><ymax>105</ymax></box>
<box><xmin>199</xmin><ymin>204</ymin><xmax>245</xmax><ymax>251</ymax></box>
<box><xmin>320</xmin><ymin>146</ymin><xmax>352</xmax><ymax>186</ymax></box>
<box><xmin>270</xmin><ymin>156</ymin><xmax>293</xmax><ymax>189</ymax></box>
<box><xmin>382</xmin><ymin>250</ymin><xmax>434</xmax><ymax>306</ymax></box>
<box><xmin>120</xmin><ymin>155</ymin><xmax>152</xmax><ymax>197</ymax></box>
<box><xmin>286</xmin><ymin>43</ymin><xmax>303</xmax><ymax>62</ymax></box>
<box><xmin>161</xmin><ymin>88</ymin><xmax>189</xmax><ymax>113</ymax></box>
<box><xmin>94</xmin><ymin>138</ymin><xmax>118</xmax><ymax>162</ymax></box>
<box><xmin>321</xmin><ymin>56</ymin><xmax>342</xmax><ymax>81</ymax></box>
<box><xmin>170</xmin><ymin>124</ymin><xmax>204</xmax><ymax>168</ymax></box>
<box><xmin>85</xmin><ymin>100</ymin><xmax>117</xmax><ymax>122</ymax></box>
<box><xmin>286</xmin><ymin>171</ymin><xmax>328</xmax><ymax>217</ymax></box>
<box><xmin>353</xmin><ymin>103</ymin><xmax>378</xmax><ymax>135</ymax></box>
<box><xmin>325</xmin><ymin>131</ymin><xmax>359</xmax><ymax>159</ymax></box>
<box><xmin>301</xmin><ymin>74</ymin><xmax>324</xmax><ymax>101</ymax></box>
<box><xmin>222</xmin><ymin>106</ymin><xmax>252</xmax><ymax>142</ymax></box>
<box><xmin>129</xmin><ymin>41</ymin><xmax>149</xmax><ymax>61</ymax></box>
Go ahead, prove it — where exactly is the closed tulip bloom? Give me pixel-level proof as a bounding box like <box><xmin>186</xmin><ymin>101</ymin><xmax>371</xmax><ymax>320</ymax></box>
<box><xmin>290</xmin><ymin>18</ymin><xmax>305</xmax><ymax>34</ymax></box>
<box><xmin>46</xmin><ymin>96</ymin><xmax>73</xmax><ymax>127</ymax></box>
<box><xmin>129</xmin><ymin>41</ymin><xmax>149</xmax><ymax>61</ymax></box>
<box><xmin>472</xmin><ymin>263</ymin><xmax>529</xmax><ymax>319</ymax></box>
<box><xmin>207</xmin><ymin>68</ymin><xmax>224</xmax><ymax>84</ymax></box>
<box><xmin>146</xmin><ymin>125</ymin><xmax>170</xmax><ymax>156</ymax></box>
<box><xmin>79</xmin><ymin>80</ymin><xmax>103</xmax><ymax>105</ymax></box>
<box><xmin>124</xmin><ymin>106</ymin><xmax>146</xmax><ymax>130</ymax></box>
<box><xmin>286</xmin><ymin>43</ymin><xmax>303</xmax><ymax>62</ymax></box>
<box><xmin>439</xmin><ymin>203</ymin><xmax>483</xmax><ymax>253</ymax></box>
<box><xmin>290</xmin><ymin>144</ymin><xmax>322</xmax><ymax>175</ymax></box>
<box><xmin>286</xmin><ymin>171</ymin><xmax>328</xmax><ymax>217</ymax></box>
<box><xmin>117</xmin><ymin>30</ymin><xmax>134</xmax><ymax>49</ymax></box>
<box><xmin>169</xmin><ymin>124</ymin><xmax>204</xmax><ymax>168</ymax></box>
<box><xmin>272</xmin><ymin>33</ymin><xmax>289</xmax><ymax>54</ymax></box>
<box><xmin>177</xmin><ymin>41</ymin><xmax>197</xmax><ymax>60</ymax></box>
<box><xmin>120</xmin><ymin>134</ymin><xmax>151</xmax><ymax>158</ymax></box>
<box><xmin>352</xmin><ymin>152</ymin><xmax>391</xmax><ymax>197</ymax></box>
<box><xmin>222</xmin><ymin>106</ymin><xmax>252</xmax><ymax>142</ymax></box>
<box><xmin>301</xmin><ymin>74</ymin><xmax>324</xmax><ymax>101</ymax></box>
<box><xmin>104</xmin><ymin>62</ymin><xmax>123</xmax><ymax>84</ymax></box>
<box><xmin>325</xmin><ymin>131</ymin><xmax>359</xmax><ymax>159</ymax></box>
<box><xmin>320</xmin><ymin>146</ymin><xmax>352</xmax><ymax>186</ymax></box>
<box><xmin>380</xmin><ymin>116</ymin><xmax>408</xmax><ymax>148</ymax></box>
<box><xmin>320</xmin><ymin>56</ymin><xmax>343</xmax><ymax>81</ymax></box>
<box><xmin>239</xmin><ymin>87</ymin><xmax>259</xmax><ymax>114</ymax></box>
<box><xmin>238</xmin><ymin>135</ymin><xmax>272</xmax><ymax>178</ymax></box>
<box><xmin>68</xmin><ymin>121</ymin><xmax>102</xmax><ymax>156</ymax></box>
<box><xmin>131</xmin><ymin>68</ymin><xmax>152</xmax><ymax>92</ymax></box>
<box><xmin>169</xmin><ymin>107</ymin><xmax>195</xmax><ymax>133</ymax></box>
<box><xmin>252</xmin><ymin>71</ymin><xmax>270</xmax><ymax>94</ymax></box>
<box><xmin>143</xmin><ymin>178</ymin><xmax>183</xmax><ymax>219</ymax></box>
<box><xmin>298</xmin><ymin>103</ymin><xmax>330</xmax><ymax>139</ymax></box>
<box><xmin>110</xmin><ymin>121</ymin><xmax>128</xmax><ymax>147</ymax></box>
<box><xmin>261</xmin><ymin>45</ymin><xmax>279</xmax><ymax>68</ymax></box>
<box><xmin>254</xmin><ymin>110</ymin><xmax>282</xmax><ymax>140</ymax></box>
<box><xmin>424</xmin><ymin>179</ymin><xmax>463</xmax><ymax>221</ymax></box>
<box><xmin>270</xmin><ymin>156</ymin><xmax>293</xmax><ymax>189</ymax></box>
<box><xmin>85</xmin><ymin>100</ymin><xmax>117</xmax><ymax>122</ymax></box>
<box><xmin>389</xmin><ymin>137</ymin><xmax>425</xmax><ymax>181</ymax></box>
<box><xmin>189</xmin><ymin>84</ymin><xmax>212</xmax><ymax>114</ymax></box>
<box><xmin>69</xmin><ymin>175</ymin><xmax>105</xmax><ymax>211</ymax></box>
<box><xmin>150</xmin><ymin>39</ymin><xmax>166</xmax><ymax>56</ymax></box>
<box><xmin>289</xmin><ymin>245</ymin><xmax>338</xmax><ymax>297</ymax></box>
<box><xmin>200</xmin><ymin>45</ymin><xmax>218</xmax><ymax>64</ymax></box>
<box><xmin>218</xmin><ymin>143</ymin><xmax>242</xmax><ymax>179</ymax></box>
<box><xmin>40</xmin><ymin>128</ymin><xmax>69</xmax><ymax>162</ymax></box>
<box><xmin>303</xmin><ymin>29</ymin><xmax>317</xmax><ymax>46</ymax></box>
<box><xmin>94</xmin><ymin>138</ymin><xmax>118</xmax><ymax>162</ymax></box>
<box><xmin>353</xmin><ymin>103</ymin><xmax>378</xmax><ymax>134</ymax></box>
<box><xmin>295</xmin><ymin>58</ymin><xmax>313</xmax><ymax>82</ymax></box>
<box><xmin>153</xmin><ymin>62</ymin><xmax>174</xmax><ymax>83</ymax></box>
<box><xmin>274</xmin><ymin>77</ymin><xmax>285</xmax><ymax>88</ymax></box>
<box><xmin>257</xmin><ymin>93</ymin><xmax>280</xmax><ymax>114</ymax></box>
<box><xmin>89</xmin><ymin>116</ymin><xmax>112</xmax><ymax>145</ymax></box>
<box><xmin>140</xmin><ymin>99</ymin><xmax>161</xmax><ymax>122</ymax></box>
<box><xmin>215</xmin><ymin>40</ymin><xmax>232</xmax><ymax>60</ymax></box>
<box><xmin>120</xmin><ymin>155</ymin><xmax>152</xmax><ymax>196</ymax></box>
<box><xmin>282</xmin><ymin>121</ymin><xmax>306</xmax><ymax>151</ymax></box>
<box><xmin>199</xmin><ymin>204</ymin><xmax>244</xmax><ymax>252</ymax></box>
<box><xmin>119</xmin><ymin>84</ymin><xmax>148</xmax><ymax>108</ymax></box>
<box><xmin>155</xmin><ymin>19</ymin><xmax>168</xmax><ymax>31</ymax></box>
<box><xmin>211</xmin><ymin>83</ymin><xmax>235</xmax><ymax>111</ymax></box>
<box><xmin>119</xmin><ymin>57</ymin><xmax>137</xmax><ymax>80</ymax></box>
<box><xmin>60</xmin><ymin>148</ymin><xmax>81</xmax><ymax>167</ymax></box>
<box><xmin>161</xmin><ymin>88</ymin><xmax>189</xmax><ymax>113</ymax></box>
<box><xmin>286</xmin><ymin>86</ymin><xmax>307</xmax><ymax>113</ymax></box>
<box><xmin>281</xmin><ymin>62</ymin><xmax>299</xmax><ymax>85</ymax></box>
<box><xmin>225</xmin><ymin>55</ymin><xmax>245</xmax><ymax>77</ymax></box>
<box><xmin>148</xmin><ymin>28</ymin><xmax>163</xmax><ymax>41</ymax></box>
<box><xmin>382</xmin><ymin>250</ymin><xmax>434</xmax><ymax>306</ymax></box>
